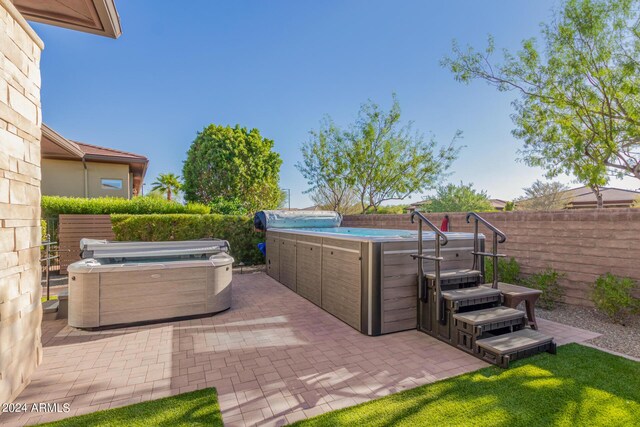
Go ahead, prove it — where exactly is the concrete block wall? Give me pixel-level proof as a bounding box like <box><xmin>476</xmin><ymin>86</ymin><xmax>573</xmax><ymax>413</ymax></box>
<box><xmin>342</xmin><ymin>209</ymin><xmax>640</xmax><ymax>306</ymax></box>
<box><xmin>0</xmin><ymin>0</ymin><xmax>44</xmax><ymax>403</ymax></box>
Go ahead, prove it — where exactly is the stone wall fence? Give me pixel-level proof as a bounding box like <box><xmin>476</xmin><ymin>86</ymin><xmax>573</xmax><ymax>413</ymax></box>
<box><xmin>0</xmin><ymin>0</ymin><xmax>44</xmax><ymax>404</ymax></box>
<box><xmin>342</xmin><ymin>208</ymin><xmax>640</xmax><ymax>307</ymax></box>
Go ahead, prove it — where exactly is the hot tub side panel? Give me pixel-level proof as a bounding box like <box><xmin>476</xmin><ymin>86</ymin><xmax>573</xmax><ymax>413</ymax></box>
<box><xmin>207</xmin><ymin>262</ymin><xmax>233</xmax><ymax>313</ymax></box>
<box><xmin>98</xmin><ymin>267</ymin><xmax>210</xmax><ymax>326</ymax></box>
<box><xmin>380</xmin><ymin>238</ymin><xmax>479</xmax><ymax>334</ymax></box>
<box><xmin>266</xmin><ymin>233</ymin><xmax>280</xmax><ymax>281</ymax></box>
<box><xmin>321</xmin><ymin>237</ymin><xmax>362</xmax><ymax>331</ymax></box>
<box><xmin>68</xmin><ymin>272</ymin><xmax>100</xmax><ymax>328</ymax></box>
<box><xmin>295</xmin><ymin>235</ymin><xmax>322</xmax><ymax>306</ymax></box>
<box><xmin>278</xmin><ymin>233</ymin><xmax>297</xmax><ymax>292</ymax></box>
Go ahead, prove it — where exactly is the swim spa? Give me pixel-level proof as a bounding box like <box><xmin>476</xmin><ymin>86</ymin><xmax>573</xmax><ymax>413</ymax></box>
<box><xmin>255</xmin><ymin>211</ymin><xmax>484</xmax><ymax>336</ymax></box>
<box><xmin>67</xmin><ymin>239</ymin><xmax>234</xmax><ymax>329</ymax></box>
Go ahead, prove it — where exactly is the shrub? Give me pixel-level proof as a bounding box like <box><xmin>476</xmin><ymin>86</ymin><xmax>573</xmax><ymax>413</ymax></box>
<box><xmin>42</xmin><ymin>196</ymin><xmax>209</xmax><ymax>217</ymax></box>
<box><xmin>523</xmin><ymin>268</ymin><xmax>565</xmax><ymax>310</ymax></box>
<box><xmin>111</xmin><ymin>214</ymin><xmax>264</xmax><ymax>265</ymax></box>
<box><xmin>591</xmin><ymin>273</ymin><xmax>640</xmax><ymax>325</ymax></box>
<box><xmin>366</xmin><ymin>205</ymin><xmax>406</xmax><ymax>214</ymax></box>
<box><xmin>484</xmin><ymin>257</ymin><xmax>521</xmax><ymax>284</ymax></box>
<box><xmin>209</xmin><ymin>196</ymin><xmax>249</xmax><ymax>216</ymax></box>
<box><xmin>40</xmin><ymin>219</ymin><xmax>47</xmax><ymax>243</ymax></box>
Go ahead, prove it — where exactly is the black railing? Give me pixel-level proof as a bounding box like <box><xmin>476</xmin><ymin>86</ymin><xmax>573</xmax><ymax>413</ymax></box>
<box><xmin>410</xmin><ymin>211</ymin><xmax>448</xmax><ymax>322</ymax></box>
<box><xmin>466</xmin><ymin>212</ymin><xmax>507</xmax><ymax>288</ymax></box>
<box><xmin>40</xmin><ymin>240</ymin><xmax>61</xmax><ymax>301</ymax></box>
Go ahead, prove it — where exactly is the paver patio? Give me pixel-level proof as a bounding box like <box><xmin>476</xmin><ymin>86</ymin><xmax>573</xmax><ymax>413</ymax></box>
<box><xmin>2</xmin><ymin>272</ymin><xmax>599</xmax><ymax>427</ymax></box>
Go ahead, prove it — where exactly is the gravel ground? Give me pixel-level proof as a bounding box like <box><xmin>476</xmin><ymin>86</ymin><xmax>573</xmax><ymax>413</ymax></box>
<box><xmin>537</xmin><ymin>304</ymin><xmax>640</xmax><ymax>359</ymax></box>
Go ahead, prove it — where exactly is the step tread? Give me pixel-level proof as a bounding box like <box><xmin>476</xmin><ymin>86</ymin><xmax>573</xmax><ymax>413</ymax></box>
<box><xmin>425</xmin><ymin>269</ymin><xmax>481</xmax><ymax>280</ymax></box>
<box><xmin>453</xmin><ymin>306</ymin><xmax>524</xmax><ymax>325</ymax></box>
<box><xmin>481</xmin><ymin>282</ymin><xmax>542</xmax><ymax>296</ymax></box>
<box><xmin>442</xmin><ymin>286</ymin><xmax>502</xmax><ymax>301</ymax></box>
<box><xmin>476</xmin><ymin>329</ymin><xmax>554</xmax><ymax>354</ymax></box>
<box><xmin>42</xmin><ymin>300</ymin><xmax>59</xmax><ymax>313</ymax></box>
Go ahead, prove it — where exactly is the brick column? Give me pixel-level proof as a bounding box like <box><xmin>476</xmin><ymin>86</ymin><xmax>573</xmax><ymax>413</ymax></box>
<box><xmin>0</xmin><ymin>0</ymin><xmax>45</xmax><ymax>403</ymax></box>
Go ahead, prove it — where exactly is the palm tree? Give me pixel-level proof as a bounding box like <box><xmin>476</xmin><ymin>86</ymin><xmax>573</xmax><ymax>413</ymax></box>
<box><xmin>151</xmin><ymin>173</ymin><xmax>182</xmax><ymax>201</ymax></box>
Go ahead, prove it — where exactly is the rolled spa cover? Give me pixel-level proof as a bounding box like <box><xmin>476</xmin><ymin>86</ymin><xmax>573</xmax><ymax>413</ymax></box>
<box><xmin>253</xmin><ymin>210</ymin><xmax>342</xmax><ymax>231</ymax></box>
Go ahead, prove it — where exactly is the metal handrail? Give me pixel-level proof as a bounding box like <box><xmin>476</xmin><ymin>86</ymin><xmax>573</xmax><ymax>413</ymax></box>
<box><xmin>466</xmin><ymin>212</ymin><xmax>506</xmax><ymax>243</ymax></box>
<box><xmin>411</xmin><ymin>211</ymin><xmax>449</xmax><ymax>246</ymax></box>
<box><xmin>466</xmin><ymin>212</ymin><xmax>507</xmax><ymax>288</ymax></box>
<box><xmin>40</xmin><ymin>240</ymin><xmax>59</xmax><ymax>301</ymax></box>
<box><xmin>410</xmin><ymin>211</ymin><xmax>448</xmax><ymax>324</ymax></box>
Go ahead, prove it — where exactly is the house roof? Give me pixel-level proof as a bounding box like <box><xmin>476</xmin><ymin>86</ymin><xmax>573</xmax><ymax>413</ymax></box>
<box><xmin>13</xmin><ymin>0</ymin><xmax>121</xmax><ymax>38</ymax></box>
<box><xmin>41</xmin><ymin>123</ymin><xmax>148</xmax><ymax>195</ymax></box>
<box><xmin>564</xmin><ymin>186</ymin><xmax>640</xmax><ymax>205</ymax></box>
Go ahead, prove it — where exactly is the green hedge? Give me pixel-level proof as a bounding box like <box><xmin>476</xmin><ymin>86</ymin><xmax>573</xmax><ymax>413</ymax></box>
<box><xmin>42</xmin><ymin>196</ymin><xmax>210</xmax><ymax>217</ymax></box>
<box><xmin>111</xmin><ymin>214</ymin><xmax>264</xmax><ymax>265</ymax></box>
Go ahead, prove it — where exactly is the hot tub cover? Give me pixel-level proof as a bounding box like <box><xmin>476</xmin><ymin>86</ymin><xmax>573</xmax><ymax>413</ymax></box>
<box><xmin>79</xmin><ymin>238</ymin><xmax>230</xmax><ymax>259</ymax></box>
<box><xmin>254</xmin><ymin>210</ymin><xmax>342</xmax><ymax>231</ymax></box>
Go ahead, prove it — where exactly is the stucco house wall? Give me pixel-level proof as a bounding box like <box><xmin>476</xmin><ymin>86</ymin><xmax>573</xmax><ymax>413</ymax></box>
<box><xmin>0</xmin><ymin>0</ymin><xmax>44</xmax><ymax>403</ymax></box>
<box><xmin>41</xmin><ymin>158</ymin><xmax>132</xmax><ymax>198</ymax></box>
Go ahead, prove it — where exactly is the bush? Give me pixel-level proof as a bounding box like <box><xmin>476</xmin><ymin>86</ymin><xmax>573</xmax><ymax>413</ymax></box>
<box><xmin>111</xmin><ymin>214</ymin><xmax>264</xmax><ymax>265</ymax></box>
<box><xmin>484</xmin><ymin>257</ymin><xmax>521</xmax><ymax>284</ymax></box>
<box><xmin>592</xmin><ymin>273</ymin><xmax>640</xmax><ymax>324</ymax></box>
<box><xmin>42</xmin><ymin>196</ymin><xmax>209</xmax><ymax>217</ymax></box>
<box><xmin>41</xmin><ymin>219</ymin><xmax>47</xmax><ymax>243</ymax></box>
<box><xmin>209</xmin><ymin>197</ymin><xmax>249</xmax><ymax>216</ymax></box>
<box><xmin>523</xmin><ymin>268</ymin><xmax>565</xmax><ymax>310</ymax></box>
<box><xmin>365</xmin><ymin>205</ymin><xmax>407</xmax><ymax>214</ymax></box>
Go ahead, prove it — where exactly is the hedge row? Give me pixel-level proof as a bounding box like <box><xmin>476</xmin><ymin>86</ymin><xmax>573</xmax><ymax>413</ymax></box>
<box><xmin>111</xmin><ymin>214</ymin><xmax>264</xmax><ymax>265</ymax></box>
<box><xmin>42</xmin><ymin>196</ymin><xmax>210</xmax><ymax>217</ymax></box>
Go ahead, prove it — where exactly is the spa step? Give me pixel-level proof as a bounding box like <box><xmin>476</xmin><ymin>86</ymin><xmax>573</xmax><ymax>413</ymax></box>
<box><xmin>424</xmin><ymin>269</ymin><xmax>481</xmax><ymax>280</ymax></box>
<box><xmin>453</xmin><ymin>306</ymin><xmax>525</xmax><ymax>335</ymax></box>
<box><xmin>42</xmin><ymin>299</ymin><xmax>59</xmax><ymax>321</ymax></box>
<box><xmin>476</xmin><ymin>328</ymin><xmax>556</xmax><ymax>368</ymax></box>
<box><xmin>441</xmin><ymin>286</ymin><xmax>502</xmax><ymax>309</ymax></box>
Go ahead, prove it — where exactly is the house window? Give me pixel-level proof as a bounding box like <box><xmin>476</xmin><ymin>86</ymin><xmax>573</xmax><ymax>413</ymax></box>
<box><xmin>101</xmin><ymin>178</ymin><xmax>123</xmax><ymax>190</ymax></box>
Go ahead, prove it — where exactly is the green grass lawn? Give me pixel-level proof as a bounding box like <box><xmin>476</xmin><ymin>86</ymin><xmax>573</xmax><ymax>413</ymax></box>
<box><xmin>292</xmin><ymin>344</ymin><xmax>640</xmax><ymax>427</ymax></box>
<box><xmin>39</xmin><ymin>388</ymin><xmax>222</xmax><ymax>427</ymax></box>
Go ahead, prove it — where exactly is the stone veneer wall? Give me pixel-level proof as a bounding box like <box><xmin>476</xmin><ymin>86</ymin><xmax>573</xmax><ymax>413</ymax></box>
<box><xmin>342</xmin><ymin>209</ymin><xmax>640</xmax><ymax>307</ymax></box>
<box><xmin>0</xmin><ymin>0</ymin><xmax>44</xmax><ymax>403</ymax></box>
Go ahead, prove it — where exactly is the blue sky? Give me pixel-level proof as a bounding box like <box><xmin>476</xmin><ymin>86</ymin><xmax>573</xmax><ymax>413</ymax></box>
<box><xmin>34</xmin><ymin>0</ymin><xmax>638</xmax><ymax>207</ymax></box>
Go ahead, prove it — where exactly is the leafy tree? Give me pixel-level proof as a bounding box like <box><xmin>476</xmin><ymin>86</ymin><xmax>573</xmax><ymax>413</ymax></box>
<box><xmin>296</xmin><ymin>118</ymin><xmax>356</xmax><ymax>214</ymax></box>
<box><xmin>504</xmin><ymin>201</ymin><xmax>516</xmax><ymax>211</ymax></box>
<box><xmin>309</xmin><ymin>186</ymin><xmax>360</xmax><ymax>214</ymax></box>
<box><xmin>151</xmin><ymin>173</ymin><xmax>182</xmax><ymax>201</ymax></box>
<box><xmin>442</xmin><ymin>0</ymin><xmax>640</xmax><ymax>205</ymax></box>
<box><xmin>517</xmin><ymin>180</ymin><xmax>571</xmax><ymax>211</ymax></box>
<box><xmin>425</xmin><ymin>182</ymin><xmax>494</xmax><ymax>213</ymax></box>
<box><xmin>182</xmin><ymin>124</ymin><xmax>282</xmax><ymax>213</ymax></box>
<box><xmin>209</xmin><ymin>196</ymin><xmax>249</xmax><ymax>216</ymax></box>
<box><xmin>298</xmin><ymin>95</ymin><xmax>460</xmax><ymax>214</ymax></box>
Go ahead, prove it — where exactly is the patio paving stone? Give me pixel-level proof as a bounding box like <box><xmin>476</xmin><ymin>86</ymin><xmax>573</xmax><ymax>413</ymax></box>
<box><xmin>1</xmin><ymin>272</ymin><xmax>599</xmax><ymax>426</ymax></box>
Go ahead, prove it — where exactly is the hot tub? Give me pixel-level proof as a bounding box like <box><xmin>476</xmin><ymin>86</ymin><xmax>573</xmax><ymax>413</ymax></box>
<box><xmin>67</xmin><ymin>239</ymin><xmax>234</xmax><ymax>329</ymax></box>
<box><xmin>255</xmin><ymin>211</ymin><xmax>484</xmax><ymax>336</ymax></box>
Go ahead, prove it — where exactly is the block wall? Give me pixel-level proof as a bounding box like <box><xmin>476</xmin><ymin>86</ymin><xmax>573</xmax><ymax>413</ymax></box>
<box><xmin>0</xmin><ymin>0</ymin><xmax>44</xmax><ymax>403</ymax></box>
<box><xmin>343</xmin><ymin>209</ymin><xmax>640</xmax><ymax>306</ymax></box>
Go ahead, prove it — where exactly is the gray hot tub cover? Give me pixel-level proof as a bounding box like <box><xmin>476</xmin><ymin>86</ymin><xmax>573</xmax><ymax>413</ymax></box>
<box><xmin>254</xmin><ymin>210</ymin><xmax>342</xmax><ymax>231</ymax></box>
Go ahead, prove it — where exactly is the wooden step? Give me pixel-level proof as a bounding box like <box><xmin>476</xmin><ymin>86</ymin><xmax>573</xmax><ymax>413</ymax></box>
<box><xmin>425</xmin><ymin>269</ymin><xmax>481</xmax><ymax>280</ymax></box>
<box><xmin>442</xmin><ymin>286</ymin><xmax>501</xmax><ymax>301</ymax></box>
<box><xmin>42</xmin><ymin>299</ymin><xmax>59</xmax><ymax>321</ymax></box>
<box><xmin>476</xmin><ymin>329</ymin><xmax>556</xmax><ymax>368</ymax></box>
<box><xmin>481</xmin><ymin>282</ymin><xmax>542</xmax><ymax>296</ymax></box>
<box><xmin>453</xmin><ymin>306</ymin><xmax>524</xmax><ymax>327</ymax></box>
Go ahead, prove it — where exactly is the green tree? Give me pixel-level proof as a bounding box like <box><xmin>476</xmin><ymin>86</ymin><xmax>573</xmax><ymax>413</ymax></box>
<box><xmin>298</xmin><ymin>95</ymin><xmax>460</xmax><ymax>214</ymax></box>
<box><xmin>443</xmin><ymin>0</ymin><xmax>640</xmax><ymax>204</ymax></box>
<box><xmin>426</xmin><ymin>182</ymin><xmax>494</xmax><ymax>213</ymax></box>
<box><xmin>182</xmin><ymin>124</ymin><xmax>282</xmax><ymax>213</ymax></box>
<box><xmin>151</xmin><ymin>173</ymin><xmax>182</xmax><ymax>201</ymax></box>
<box><xmin>296</xmin><ymin>118</ymin><xmax>357</xmax><ymax>214</ymax></box>
<box><xmin>517</xmin><ymin>180</ymin><xmax>571</xmax><ymax>211</ymax></box>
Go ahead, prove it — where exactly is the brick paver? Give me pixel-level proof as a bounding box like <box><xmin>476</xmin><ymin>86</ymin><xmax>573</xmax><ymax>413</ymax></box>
<box><xmin>2</xmin><ymin>273</ymin><xmax>599</xmax><ymax>426</ymax></box>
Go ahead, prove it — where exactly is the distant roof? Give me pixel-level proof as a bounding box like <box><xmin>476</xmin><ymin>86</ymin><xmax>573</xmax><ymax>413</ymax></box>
<box><xmin>565</xmin><ymin>186</ymin><xmax>640</xmax><ymax>205</ymax></box>
<box><xmin>489</xmin><ymin>199</ymin><xmax>508</xmax><ymax>209</ymax></box>
<box><xmin>72</xmin><ymin>141</ymin><xmax>148</xmax><ymax>162</ymax></box>
<box><xmin>41</xmin><ymin>123</ymin><xmax>148</xmax><ymax>195</ymax></box>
